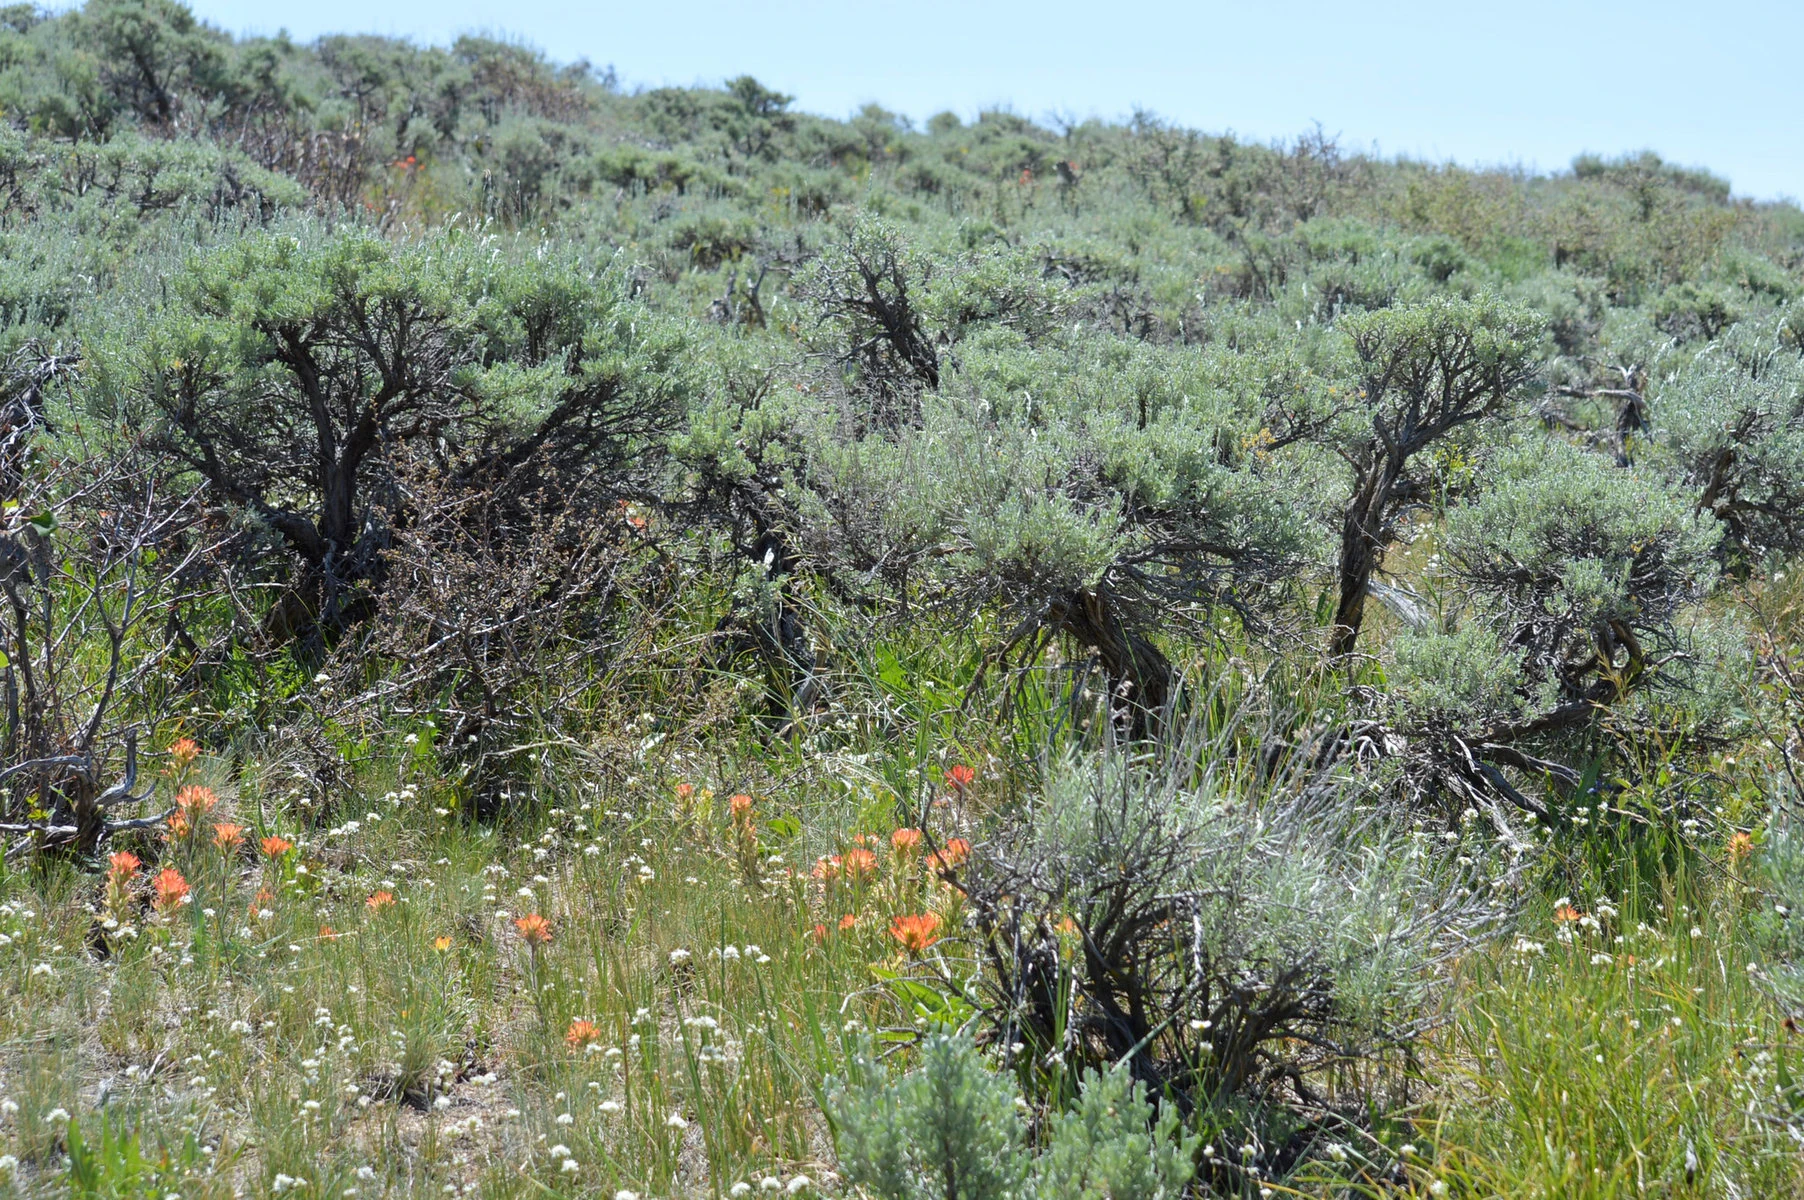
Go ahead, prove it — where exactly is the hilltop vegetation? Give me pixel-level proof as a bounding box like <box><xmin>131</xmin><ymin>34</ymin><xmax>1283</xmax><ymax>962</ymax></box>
<box><xmin>0</xmin><ymin>1</ymin><xmax>1801</xmax><ymax>1196</ymax></box>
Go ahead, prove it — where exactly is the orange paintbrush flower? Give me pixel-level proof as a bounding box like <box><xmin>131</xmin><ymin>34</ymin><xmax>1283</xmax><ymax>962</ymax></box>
<box><xmin>566</xmin><ymin>1019</ymin><xmax>601</xmax><ymax>1048</ymax></box>
<box><xmin>889</xmin><ymin>912</ymin><xmax>943</xmax><ymax>953</ymax></box>
<box><xmin>840</xmin><ymin>848</ymin><xmax>878</xmax><ymax>880</ymax></box>
<box><xmin>212</xmin><ymin>822</ymin><xmax>245</xmax><ymax>850</ymax></box>
<box><xmin>729</xmin><ymin>793</ymin><xmax>754</xmax><ymax>822</ymax></box>
<box><xmin>890</xmin><ymin>827</ymin><xmax>923</xmax><ymax>856</ymax></box>
<box><xmin>946</xmin><ymin>764</ymin><xmax>975</xmax><ymax>789</ymax></box>
<box><xmin>366</xmin><ymin>890</ymin><xmax>396</xmax><ymax>911</ymax></box>
<box><xmin>168</xmin><ymin>785</ymin><xmax>218</xmax><ymax>839</ymax></box>
<box><xmin>514</xmin><ymin>912</ymin><xmax>552</xmax><ymax>947</ymax></box>
<box><xmin>167</xmin><ymin>737</ymin><xmax>200</xmax><ymax>770</ymax></box>
<box><xmin>260</xmin><ymin>835</ymin><xmax>294</xmax><ymax>858</ymax></box>
<box><xmin>928</xmin><ymin>837</ymin><xmax>972</xmax><ymax>872</ymax></box>
<box><xmin>107</xmin><ymin>851</ymin><xmax>141</xmax><ymax>882</ymax></box>
<box><xmin>175</xmin><ymin>784</ymin><xmax>217</xmax><ymax>815</ymax></box>
<box><xmin>151</xmin><ymin>867</ymin><xmax>190</xmax><ymax>913</ymax></box>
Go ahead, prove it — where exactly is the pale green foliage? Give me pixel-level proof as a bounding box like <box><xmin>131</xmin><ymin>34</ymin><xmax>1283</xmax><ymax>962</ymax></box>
<box><xmin>830</xmin><ymin>1033</ymin><xmax>1028</xmax><ymax>1200</ymax></box>
<box><xmin>806</xmin><ymin>323</ymin><xmax>1325</xmax><ymax>629</ymax></box>
<box><xmin>922</xmin><ymin>242</ymin><xmax>1071</xmax><ymax>345</ymax></box>
<box><xmin>1337</xmin><ymin>291</ymin><xmax>1545</xmax><ymax>453</ymax></box>
<box><xmin>1651</xmin><ymin>280</ymin><xmax>1742</xmax><ymax>341</ymax></box>
<box><xmin>828</xmin><ymin>1033</ymin><xmax>1196</xmax><ymax>1200</ymax></box>
<box><xmin>1033</xmin><ymin>1066</ymin><xmax>1198</xmax><ymax>1200</ymax></box>
<box><xmin>1388</xmin><ymin>623</ymin><xmax>1535</xmax><ymax>731</ymax></box>
<box><xmin>1443</xmin><ymin>441</ymin><xmax>1719</xmax><ymax>657</ymax></box>
<box><xmin>1508</xmin><ymin>269</ymin><xmax>1609</xmax><ymax>356</ymax></box>
<box><xmin>1649</xmin><ymin>315</ymin><xmax>1804</xmax><ymax>557</ymax></box>
<box><xmin>796</xmin><ymin>214</ymin><xmax>943</xmax><ymax>401</ymax></box>
<box><xmin>964</xmin><ymin>736</ymin><xmax>1502</xmax><ymax>1118</ymax></box>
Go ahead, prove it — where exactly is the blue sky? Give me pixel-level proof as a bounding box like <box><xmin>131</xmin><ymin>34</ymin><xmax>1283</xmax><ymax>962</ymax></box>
<box><xmin>181</xmin><ymin>0</ymin><xmax>1803</xmax><ymax>201</ymax></box>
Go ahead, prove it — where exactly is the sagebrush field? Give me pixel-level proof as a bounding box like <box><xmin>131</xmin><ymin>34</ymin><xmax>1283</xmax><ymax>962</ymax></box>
<box><xmin>0</xmin><ymin>4</ymin><xmax>1800</xmax><ymax>1196</ymax></box>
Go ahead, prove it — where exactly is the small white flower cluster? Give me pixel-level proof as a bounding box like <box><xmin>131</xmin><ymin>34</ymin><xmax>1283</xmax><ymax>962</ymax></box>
<box><xmin>709</xmin><ymin>943</ymin><xmax>771</xmax><ymax>964</ymax></box>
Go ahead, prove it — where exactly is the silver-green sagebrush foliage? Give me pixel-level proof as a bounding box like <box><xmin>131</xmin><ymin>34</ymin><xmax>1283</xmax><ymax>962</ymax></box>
<box><xmin>828</xmin><ymin>1032</ymin><xmax>1197</xmax><ymax>1200</ymax></box>
<box><xmin>956</xmin><ymin>727</ymin><xmax>1505</xmax><ymax>1123</ymax></box>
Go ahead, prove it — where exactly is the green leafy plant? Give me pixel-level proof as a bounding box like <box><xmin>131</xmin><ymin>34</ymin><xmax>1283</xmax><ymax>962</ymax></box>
<box><xmin>828</xmin><ymin>1030</ymin><xmax>1197</xmax><ymax>1200</ymax></box>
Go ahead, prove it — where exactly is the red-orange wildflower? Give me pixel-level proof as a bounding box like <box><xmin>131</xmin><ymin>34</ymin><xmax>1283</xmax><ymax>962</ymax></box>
<box><xmin>729</xmin><ymin>793</ymin><xmax>754</xmax><ymax>822</ymax></box>
<box><xmin>841</xmin><ymin>847</ymin><xmax>878</xmax><ymax>879</ymax></box>
<box><xmin>889</xmin><ymin>912</ymin><xmax>942</xmax><ymax>953</ymax></box>
<box><xmin>566</xmin><ymin>1018</ymin><xmax>601</xmax><ymax>1048</ymax></box>
<box><xmin>1728</xmin><ymin>831</ymin><xmax>1755</xmax><ymax>859</ymax></box>
<box><xmin>928</xmin><ymin>837</ymin><xmax>972</xmax><ymax>872</ymax></box>
<box><xmin>151</xmin><ymin>867</ymin><xmax>190</xmax><ymax>913</ymax></box>
<box><xmin>890</xmin><ymin>827</ymin><xmax>923</xmax><ymax>856</ymax></box>
<box><xmin>514</xmin><ymin>912</ymin><xmax>552</xmax><ymax>946</ymax></box>
<box><xmin>168</xmin><ymin>785</ymin><xmax>219</xmax><ymax>839</ymax></box>
<box><xmin>810</xmin><ymin>923</ymin><xmax>828</xmax><ymax>943</ymax></box>
<box><xmin>212</xmin><ymin>822</ymin><xmax>245</xmax><ymax>850</ymax></box>
<box><xmin>167</xmin><ymin>737</ymin><xmax>200</xmax><ymax>770</ymax></box>
<box><xmin>433</xmin><ymin>935</ymin><xmax>453</xmax><ymax>952</ymax></box>
<box><xmin>838</xmin><ymin>913</ymin><xmax>858</xmax><ymax>931</ymax></box>
<box><xmin>946</xmin><ymin>764</ymin><xmax>975</xmax><ymax>789</ymax></box>
<box><xmin>260</xmin><ymin>835</ymin><xmax>294</xmax><ymax>858</ymax></box>
<box><xmin>675</xmin><ymin>782</ymin><xmax>695</xmax><ymax>800</ymax></box>
<box><xmin>366</xmin><ymin>890</ymin><xmax>396</xmax><ymax>911</ymax></box>
<box><xmin>107</xmin><ymin>851</ymin><xmax>141</xmax><ymax>882</ymax></box>
<box><xmin>318</xmin><ymin>926</ymin><xmax>339</xmax><ymax>941</ymax></box>
<box><xmin>813</xmin><ymin>848</ymin><xmax>879</xmax><ymax>881</ymax></box>
<box><xmin>1554</xmin><ymin>904</ymin><xmax>1583</xmax><ymax>923</ymax></box>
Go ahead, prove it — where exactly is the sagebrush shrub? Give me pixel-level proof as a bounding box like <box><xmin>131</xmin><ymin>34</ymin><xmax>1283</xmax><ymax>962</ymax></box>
<box><xmin>828</xmin><ymin>1031</ymin><xmax>1196</xmax><ymax>1200</ymax></box>
<box><xmin>955</xmin><ymin>714</ymin><xmax>1502</xmax><ymax>1123</ymax></box>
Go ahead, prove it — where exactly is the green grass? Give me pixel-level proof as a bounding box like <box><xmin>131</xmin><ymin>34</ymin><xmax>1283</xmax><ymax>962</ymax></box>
<box><xmin>1422</xmin><ymin>878</ymin><xmax>1804</xmax><ymax>1198</ymax></box>
<box><xmin>0</xmin><ymin>726</ymin><xmax>989</xmax><ymax>1197</ymax></box>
